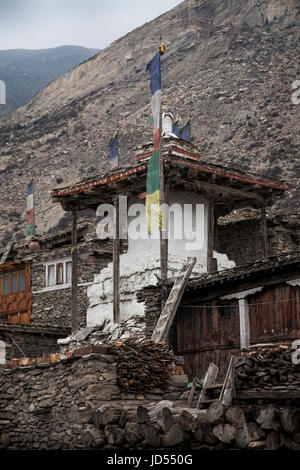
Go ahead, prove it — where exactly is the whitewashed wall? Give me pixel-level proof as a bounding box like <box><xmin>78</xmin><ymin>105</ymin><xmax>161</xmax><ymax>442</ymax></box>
<box><xmin>87</xmin><ymin>191</ymin><xmax>235</xmax><ymax>327</ymax></box>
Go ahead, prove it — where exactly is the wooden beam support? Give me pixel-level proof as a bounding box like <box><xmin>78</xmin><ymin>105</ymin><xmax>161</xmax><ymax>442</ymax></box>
<box><xmin>71</xmin><ymin>210</ymin><xmax>78</xmax><ymax>334</ymax></box>
<box><xmin>207</xmin><ymin>200</ymin><xmax>215</xmax><ymax>274</ymax></box>
<box><xmin>160</xmin><ymin>113</ymin><xmax>168</xmax><ymax>308</ymax></box>
<box><xmin>192</xmin><ymin>179</ymin><xmax>264</xmax><ymax>204</ymax></box>
<box><xmin>261</xmin><ymin>203</ymin><xmax>269</xmax><ymax>258</ymax></box>
<box><xmin>183</xmin><ymin>270</ymin><xmax>300</xmax><ymax>305</ymax></box>
<box><xmin>238</xmin><ymin>298</ymin><xmax>250</xmax><ymax>350</ymax></box>
<box><xmin>236</xmin><ymin>390</ymin><xmax>300</xmax><ymax>400</ymax></box>
<box><xmin>113</xmin><ymin>197</ymin><xmax>120</xmax><ymax>324</ymax></box>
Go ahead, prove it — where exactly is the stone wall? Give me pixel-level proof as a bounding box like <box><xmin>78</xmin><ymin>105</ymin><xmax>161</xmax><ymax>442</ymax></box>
<box><xmin>217</xmin><ymin>217</ymin><xmax>300</xmax><ymax>266</ymax></box>
<box><xmin>1</xmin><ymin>343</ymin><xmax>300</xmax><ymax>451</ymax></box>
<box><xmin>0</xmin><ymin>345</ymin><xmax>178</xmax><ymax>450</ymax></box>
<box><xmin>3</xmin><ymin>331</ymin><xmax>63</xmax><ymax>362</ymax></box>
<box><xmin>0</xmin><ymin>350</ymin><xmax>119</xmax><ymax>450</ymax></box>
<box><xmin>30</xmin><ymin>256</ymin><xmax>106</xmax><ymax>330</ymax></box>
<box><xmin>1</xmin><ymin>348</ymin><xmax>299</xmax><ymax>450</ymax></box>
<box><xmin>217</xmin><ymin>218</ymin><xmax>263</xmax><ymax>265</ymax></box>
<box><xmin>136</xmin><ymin>286</ymin><xmax>162</xmax><ymax>340</ymax></box>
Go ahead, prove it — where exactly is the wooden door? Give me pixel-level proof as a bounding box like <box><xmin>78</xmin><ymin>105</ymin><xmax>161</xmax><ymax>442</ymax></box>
<box><xmin>177</xmin><ymin>299</ymin><xmax>240</xmax><ymax>380</ymax></box>
<box><xmin>249</xmin><ymin>284</ymin><xmax>300</xmax><ymax>344</ymax></box>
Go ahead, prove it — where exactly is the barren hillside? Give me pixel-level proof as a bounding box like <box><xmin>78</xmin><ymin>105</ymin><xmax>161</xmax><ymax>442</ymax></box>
<box><xmin>0</xmin><ymin>0</ymin><xmax>299</xmax><ymax>243</ymax></box>
<box><xmin>0</xmin><ymin>46</ymin><xmax>99</xmax><ymax>118</ymax></box>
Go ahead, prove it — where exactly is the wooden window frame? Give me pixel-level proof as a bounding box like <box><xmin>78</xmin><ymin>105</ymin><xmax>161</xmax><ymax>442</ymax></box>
<box><xmin>66</xmin><ymin>261</ymin><xmax>72</xmax><ymax>284</ymax></box>
<box><xmin>56</xmin><ymin>262</ymin><xmax>64</xmax><ymax>286</ymax></box>
<box><xmin>45</xmin><ymin>259</ymin><xmax>72</xmax><ymax>288</ymax></box>
<box><xmin>19</xmin><ymin>270</ymin><xmax>25</xmax><ymax>292</ymax></box>
<box><xmin>3</xmin><ymin>272</ymin><xmax>11</xmax><ymax>296</ymax></box>
<box><xmin>11</xmin><ymin>271</ymin><xmax>19</xmax><ymax>294</ymax></box>
<box><xmin>47</xmin><ymin>264</ymin><xmax>55</xmax><ymax>287</ymax></box>
<box><xmin>0</xmin><ymin>265</ymin><xmax>28</xmax><ymax>297</ymax></box>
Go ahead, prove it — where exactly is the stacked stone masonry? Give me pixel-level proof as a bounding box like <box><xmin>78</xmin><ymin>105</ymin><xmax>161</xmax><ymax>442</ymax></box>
<box><xmin>1</xmin><ymin>346</ymin><xmax>300</xmax><ymax>450</ymax></box>
<box><xmin>218</xmin><ymin>215</ymin><xmax>300</xmax><ymax>266</ymax></box>
<box><xmin>30</xmin><ymin>255</ymin><xmax>105</xmax><ymax>330</ymax></box>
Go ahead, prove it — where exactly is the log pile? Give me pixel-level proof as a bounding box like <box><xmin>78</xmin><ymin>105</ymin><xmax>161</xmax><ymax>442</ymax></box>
<box><xmin>85</xmin><ymin>400</ymin><xmax>300</xmax><ymax>450</ymax></box>
<box><xmin>107</xmin><ymin>338</ymin><xmax>174</xmax><ymax>392</ymax></box>
<box><xmin>236</xmin><ymin>344</ymin><xmax>300</xmax><ymax>391</ymax></box>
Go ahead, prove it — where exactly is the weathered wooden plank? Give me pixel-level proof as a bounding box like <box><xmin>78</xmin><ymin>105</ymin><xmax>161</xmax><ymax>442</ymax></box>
<box><xmin>183</xmin><ymin>272</ymin><xmax>300</xmax><ymax>305</ymax></box>
<box><xmin>0</xmin><ymin>233</ymin><xmax>16</xmax><ymax>264</ymax></box>
<box><xmin>151</xmin><ymin>257</ymin><xmax>196</xmax><ymax>343</ymax></box>
<box><xmin>207</xmin><ymin>200</ymin><xmax>215</xmax><ymax>273</ymax></box>
<box><xmin>187</xmin><ymin>377</ymin><xmax>198</xmax><ymax>408</ymax></box>
<box><xmin>236</xmin><ymin>390</ymin><xmax>300</xmax><ymax>400</ymax></box>
<box><xmin>71</xmin><ymin>210</ymin><xmax>78</xmax><ymax>333</ymax></box>
<box><xmin>219</xmin><ymin>355</ymin><xmax>235</xmax><ymax>407</ymax></box>
<box><xmin>261</xmin><ymin>204</ymin><xmax>268</xmax><ymax>258</ymax></box>
<box><xmin>248</xmin><ymin>284</ymin><xmax>300</xmax><ymax>344</ymax></box>
<box><xmin>197</xmin><ymin>362</ymin><xmax>218</xmax><ymax>409</ymax></box>
<box><xmin>113</xmin><ymin>197</ymin><xmax>120</xmax><ymax>323</ymax></box>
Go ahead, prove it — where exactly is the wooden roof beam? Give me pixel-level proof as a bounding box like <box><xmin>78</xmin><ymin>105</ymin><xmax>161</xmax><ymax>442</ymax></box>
<box><xmin>194</xmin><ymin>180</ymin><xmax>265</xmax><ymax>204</ymax></box>
<box><xmin>182</xmin><ymin>269</ymin><xmax>300</xmax><ymax>305</ymax></box>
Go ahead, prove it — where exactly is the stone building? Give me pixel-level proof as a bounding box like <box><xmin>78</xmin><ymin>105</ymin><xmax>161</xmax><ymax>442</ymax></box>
<box><xmin>52</xmin><ymin>134</ymin><xmax>288</xmax><ymax>341</ymax></box>
<box><xmin>217</xmin><ymin>209</ymin><xmax>300</xmax><ymax>266</ymax></box>
<box><xmin>0</xmin><ymin>222</ymin><xmax>115</xmax><ymax>361</ymax></box>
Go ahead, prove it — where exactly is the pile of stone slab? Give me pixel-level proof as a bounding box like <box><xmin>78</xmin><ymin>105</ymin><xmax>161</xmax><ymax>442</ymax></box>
<box><xmin>58</xmin><ymin>315</ymin><xmax>146</xmax><ymax>352</ymax></box>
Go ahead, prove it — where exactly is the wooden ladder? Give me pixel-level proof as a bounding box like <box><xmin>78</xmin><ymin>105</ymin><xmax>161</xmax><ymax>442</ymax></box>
<box><xmin>187</xmin><ymin>356</ymin><xmax>236</xmax><ymax>409</ymax></box>
<box><xmin>151</xmin><ymin>257</ymin><xmax>196</xmax><ymax>343</ymax></box>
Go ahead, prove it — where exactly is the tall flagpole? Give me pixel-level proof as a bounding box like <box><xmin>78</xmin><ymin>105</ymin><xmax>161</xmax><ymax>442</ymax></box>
<box><xmin>32</xmin><ymin>175</ymin><xmax>36</xmax><ymax>237</ymax></box>
<box><xmin>146</xmin><ymin>40</ymin><xmax>168</xmax><ymax>309</ymax></box>
<box><xmin>159</xmin><ymin>39</ymin><xmax>168</xmax><ymax>308</ymax></box>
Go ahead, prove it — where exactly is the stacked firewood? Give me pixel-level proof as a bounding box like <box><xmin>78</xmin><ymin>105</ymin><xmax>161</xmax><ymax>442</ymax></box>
<box><xmin>107</xmin><ymin>338</ymin><xmax>174</xmax><ymax>392</ymax></box>
<box><xmin>83</xmin><ymin>400</ymin><xmax>300</xmax><ymax>450</ymax></box>
<box><xmin>236</xmin><ymin>344</ymin><xmax>300</xmax><ymax>390</ymax></box>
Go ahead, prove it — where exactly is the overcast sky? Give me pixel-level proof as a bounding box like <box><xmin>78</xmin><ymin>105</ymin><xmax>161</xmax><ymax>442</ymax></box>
<box><xmin>0</xmin><ymin>0</ymin><xmax>182</xmax><ymax>50</ymax></box>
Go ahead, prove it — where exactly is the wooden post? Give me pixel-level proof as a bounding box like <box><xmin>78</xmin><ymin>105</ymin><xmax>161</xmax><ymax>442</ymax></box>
<box><xmin>113</xmin><ymin>197</ymin><xmax>120</xmax><ymax>323</ymax></box>
<box><xmin>71</xmin><ymin>210</ymin><xmax>78</xmax><ymax>333</ymax></box>
<box><xmin>160</xmin><ymin>106</ymin><xmax>168</xmax><ymax>307</ymax></box>
<box><xmin>238</xmin><ymin>298</ymin><xmax>250</xmax><ymax>350</ymax></box>
<box><xmin>207</xmin><ymin>200</ymin><xmax>215</xmax><ymax>273</ymax></box>
<box><xmin>261</xmin><ymin>203</ymin><xmax>268</xmax><ymax>258</ymax></box>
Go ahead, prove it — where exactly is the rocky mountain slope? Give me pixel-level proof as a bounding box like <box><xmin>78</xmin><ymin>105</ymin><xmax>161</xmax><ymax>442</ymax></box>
<box><xmin>0</xmin><ymin>46</ymin><xmax>99</xmax><ymax>118</ymax></box>
<box><xmin>0</xmin><ymin>0</ymin><xmax>299</xmax><ymax>243</ymax></box>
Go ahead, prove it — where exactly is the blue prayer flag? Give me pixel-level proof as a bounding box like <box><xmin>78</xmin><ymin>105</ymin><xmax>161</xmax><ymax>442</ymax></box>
<box><xmin>109</xmin><ymin>134</ymin><xmax>118</xmax><ymax>170</ymax></box>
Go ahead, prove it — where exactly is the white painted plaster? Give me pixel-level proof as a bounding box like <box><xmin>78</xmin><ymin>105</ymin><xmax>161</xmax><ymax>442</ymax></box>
<box><xmin>87</xmin><ymin>192</ymin><xmax>236</xmax><ymax>328</ymax></box>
